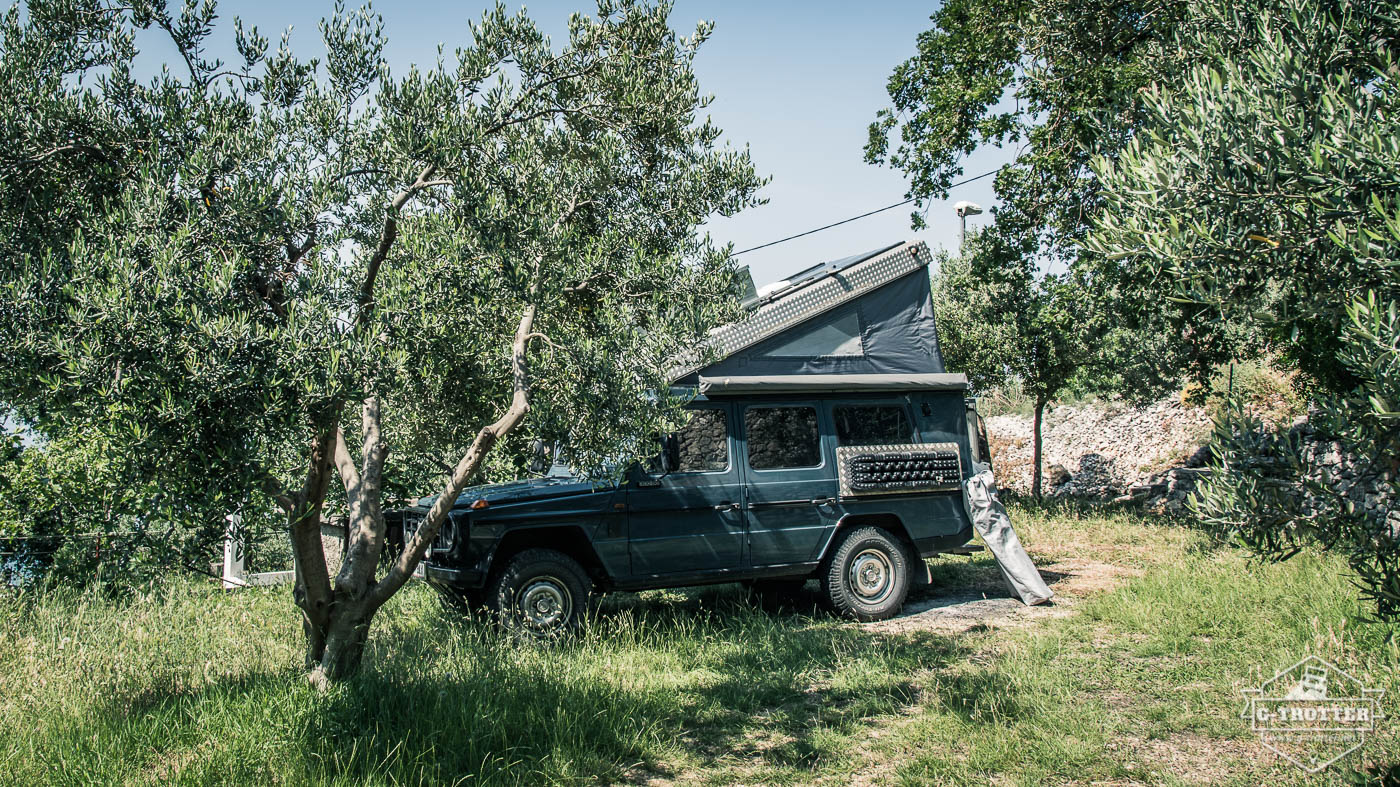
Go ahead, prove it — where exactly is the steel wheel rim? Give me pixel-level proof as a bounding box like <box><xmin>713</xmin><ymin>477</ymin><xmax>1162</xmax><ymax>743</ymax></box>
<box><xmin>848</xmin><ymin>548</ymin><xmax>895</xmax><ymax>604</ymax></box>
<box><xmin>518</xmin><ymin>576</ymin><xmax>572</xmax><ymax>630</ymax></box>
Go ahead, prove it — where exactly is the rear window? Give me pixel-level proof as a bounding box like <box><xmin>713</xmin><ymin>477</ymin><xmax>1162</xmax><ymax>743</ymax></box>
<box><xmin>832</xmin><ymin>405</ymin><xmax>912</xmax><ymax>446</ymax></box>
<box><xmin>745</xmin><ymin>406</ymin><xmax>821</xmax><ymax>470</ymax></box>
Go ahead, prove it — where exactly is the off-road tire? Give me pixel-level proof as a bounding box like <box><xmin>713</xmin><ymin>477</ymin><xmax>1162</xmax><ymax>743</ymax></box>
<box><xmin>821</xmin><ymin>526</ymin><xmax>911</xmax><ymax>621</ymax></box>
<box><xmin>486</xmin><ymin>548</ymin><xmax>591</xmax><ymax>637</ymax></box>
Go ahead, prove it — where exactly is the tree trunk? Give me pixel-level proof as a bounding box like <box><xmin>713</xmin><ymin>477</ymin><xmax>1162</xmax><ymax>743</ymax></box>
<box><xmin>1031</xmin><ymin>398</ymin><xmax>1046</xmax><ymax>499</ymax></box>
<box><xmin>311</xmin><ymin>592</ymin><xmax>377</xmax><ymax>687</ymax></box>
<box><xmin>288</xmin><ymin>432</ymin><xmax>335</xmax><ymax>670</ymax></box>
<box><xmin>291</xmin><ymin>301</ymin><xmax>543</xmax><ymax>686</ymax></box>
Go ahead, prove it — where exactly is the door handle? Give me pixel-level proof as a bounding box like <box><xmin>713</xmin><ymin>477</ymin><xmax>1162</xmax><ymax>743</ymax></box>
<box><xmin>810</xmin><ymin>497</ymin><xmax>837</xmax><ymax>506</ymax></box>
<box><xmin>714</xmin><ymin>502</ymin><xmax>741</xmax><ymax>511</ymax></box>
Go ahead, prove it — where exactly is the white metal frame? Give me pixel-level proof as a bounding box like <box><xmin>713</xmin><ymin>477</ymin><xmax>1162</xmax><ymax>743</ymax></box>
<box><xmin>220</xmin><ymin>513</ymin><xmax>345</xmax><ymax>589</ymax></box>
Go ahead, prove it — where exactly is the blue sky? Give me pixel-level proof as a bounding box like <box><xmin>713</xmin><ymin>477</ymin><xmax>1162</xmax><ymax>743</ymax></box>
<box><xmin>178</xmin><ymin>1</ymin><xmax>1012</xmax><ymax>286</ymax></box>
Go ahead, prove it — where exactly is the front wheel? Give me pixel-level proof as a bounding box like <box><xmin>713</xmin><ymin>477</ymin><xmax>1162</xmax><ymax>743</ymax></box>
<box><xmin>821</xmin><ymin>527</ymin><xmax>911</xmax><ymax>621</ymax></box>
<box><xmin>486</xmin><ymin>549</ymin><xmax>591</xmax><ymax>637</ymax></box>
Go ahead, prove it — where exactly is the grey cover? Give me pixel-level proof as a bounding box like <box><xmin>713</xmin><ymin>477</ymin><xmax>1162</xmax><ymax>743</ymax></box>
<box><xmin>963</xmin><ymin>463</ymin><xmax>1054</xmax><ymax>606</ymax></box>
<box><xmin>698</xmin><ymin>373</ymin><xmax>968</xmax><ymax>396</ymax></box>
<box><xmin>695</xmin><ymin>269</ymin><xmax>944</xmax><ymax>379</ymax></box>
<box><xmin>671</xmin><ymin>242</ymin><xmax>946</xmax><ymax>384</ymax></box>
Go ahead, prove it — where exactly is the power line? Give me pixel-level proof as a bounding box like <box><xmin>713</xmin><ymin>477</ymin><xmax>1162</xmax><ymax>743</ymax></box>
<box><xmin>731</xmin><ymin>169</ymin><xmax>999</xmax><ymax>257</ymax></box>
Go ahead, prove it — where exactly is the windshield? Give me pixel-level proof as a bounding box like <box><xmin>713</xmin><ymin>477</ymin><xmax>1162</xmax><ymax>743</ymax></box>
<box><xmin>545</xmin><ymin>452</ymin><xmax>576</xmax><ymax>478</ymax></box>
<box><xmin>537</xmin><ymin>442</ymin><xmax>632</xmax><ymax>481</ymax></box>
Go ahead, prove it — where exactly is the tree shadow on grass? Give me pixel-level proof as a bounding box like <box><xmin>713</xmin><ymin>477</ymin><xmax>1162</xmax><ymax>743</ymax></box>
<box><xmin>77</xmin><ymin>585</ymin><xmax>1033</xmax><ymax>785</ymax></box>
<box><xmin>575</xmin><ymin>584</ymin><xmax>1035</xmax><ymax>775</ymax></box>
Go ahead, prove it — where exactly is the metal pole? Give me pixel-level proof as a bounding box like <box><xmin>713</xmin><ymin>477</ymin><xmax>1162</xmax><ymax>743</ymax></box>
<box><xmin>222</xmin><ymin>512</ymin><xmax>245</xmax><ymax>589</ymax></box>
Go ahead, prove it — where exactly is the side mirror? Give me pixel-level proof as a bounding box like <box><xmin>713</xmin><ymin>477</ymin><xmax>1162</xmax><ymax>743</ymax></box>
<box><xmin>527</xmin><ymin>439</ymin><xmax>551</xmax><ymax>476</ymax></box>
<box><xmin>659</xmin><ymin>434</ymin><xmax>681</xmax><ymax>474</ymax></box>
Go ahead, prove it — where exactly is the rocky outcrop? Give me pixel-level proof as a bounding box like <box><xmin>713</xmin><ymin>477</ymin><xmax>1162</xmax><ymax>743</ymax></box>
<box><xmin>984</xmin><ymin>398</ymin><xmax>1397</xmax><ymax>528</ymax></box>
<box><xmin>984</xmin><ymin>398</ymin><xmax>1213</xmax><ymax>499</ymax></box>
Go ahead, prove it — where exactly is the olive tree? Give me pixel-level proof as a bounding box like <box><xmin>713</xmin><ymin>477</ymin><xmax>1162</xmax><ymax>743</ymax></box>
<box><xmin>867</xmin><ymin>0</ymin><xmax>1200</xmax><ymax>494</ymax></box>
<box><xmin>931</xmin><ymin>235</ymin><xmax>1089</xmax><ymax>498</ymax></box>
<box><xmin>1087</xmin><ymin>0</ymin><xmax>1400</xmax><ymax>616</ymax></box>
<box><xmin>0</xmin><ymin>0</ymin><xmax>761</xmax><ymax>682</ymax></box>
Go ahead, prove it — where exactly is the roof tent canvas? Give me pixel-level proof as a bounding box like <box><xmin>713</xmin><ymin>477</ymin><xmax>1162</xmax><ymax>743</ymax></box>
<box><xmin>672</xmin><ymin>241</ymin><xmax>945</xmax><ymax>385</ymax></box>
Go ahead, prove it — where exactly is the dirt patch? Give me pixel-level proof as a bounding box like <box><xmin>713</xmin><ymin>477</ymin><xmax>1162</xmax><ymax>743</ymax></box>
<box><xmin>1135</xmin><ymin>733</ymin><xmax>1266</xmax><ymax>784</ymax></box>
<box><xmin>865</xmin><ymin>559</ymin><xmax>1136</xmax><ymax>636</ymax></box>
<box><xmin>867</xmin><ymin>591</ymin><xmax>1068</xmax><ymax>635</ymax></box>
<box><xmin>1042</xmin><ymin>558</ymin><xmax>1143</xmax><ymax>596</ymax></box>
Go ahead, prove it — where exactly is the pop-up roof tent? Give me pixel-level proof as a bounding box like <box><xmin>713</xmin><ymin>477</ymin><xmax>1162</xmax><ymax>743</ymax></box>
<box><xmin>671</xmin><ymin>241</ymin><xmax>958</xmax><ymax>390</ymax></box>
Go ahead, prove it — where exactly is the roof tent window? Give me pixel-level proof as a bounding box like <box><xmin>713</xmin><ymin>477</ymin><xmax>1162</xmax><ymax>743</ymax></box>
<box><xmin>675</xmin><ymin>409</ymin><xmax>729</xmax><ymax>472</ymax></box>
<box><xmin>745</xmin><ymin>406</ymin><xmax>821</xmax><ymax>470</ymax></box>
<box><xmin>762</xmin><ymin>311</ymin><xmax>864</xmax><ymax>357</ymax></box>
<box><xmin>833</xmin><ymin>405</ymin><xmax>912</xmax><ymax>446</ymax></box>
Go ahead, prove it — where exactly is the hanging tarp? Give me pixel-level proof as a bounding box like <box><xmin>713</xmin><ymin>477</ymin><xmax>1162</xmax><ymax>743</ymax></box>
<box><xmin>963</xmin><ymin>463</ymin><xmax>1055</xmax><ymax>605</ymax></box>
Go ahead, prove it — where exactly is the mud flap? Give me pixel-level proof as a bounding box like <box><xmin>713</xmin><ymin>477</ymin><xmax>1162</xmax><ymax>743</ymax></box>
<box><xmin>962</xmin><ymin>463</ymin><xmax>1054</xmax><ymax>605</ymax></box>
<box><xmin>910</xmin><ymin>556</ymin><xmax>934</xmax><ymax>587</ymax></box>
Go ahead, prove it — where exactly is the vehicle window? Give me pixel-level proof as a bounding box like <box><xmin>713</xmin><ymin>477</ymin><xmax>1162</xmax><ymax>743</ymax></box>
<box><xmin>832</xmin><ymin>405</ymin><xmax>912</xmax><ymax>446</ymax></box>
<box><xmin>762</xmin><ymin>311</ymin><xmax>864</xmax><ymax>357</ymax></box>
<box><xmin>745</xmin><ymin>406</ymin><xmax>821</xmax><ymax>470</ymax></box>
<box><xmin>675</xmin><ymin>409</ymin><xmax>729</xmax><ymax>472</ymax></box>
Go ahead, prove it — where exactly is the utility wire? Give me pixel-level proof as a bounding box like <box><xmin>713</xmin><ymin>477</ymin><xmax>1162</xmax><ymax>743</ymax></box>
<box><xmin>731</xmin><ymin>169</ymin><xmax>999</xmax><ymax>257</ymax></box>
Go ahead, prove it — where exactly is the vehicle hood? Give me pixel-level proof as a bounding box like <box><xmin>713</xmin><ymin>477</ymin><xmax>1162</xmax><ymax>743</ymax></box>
<box><xmin>415</xmin><ymin>476</ymin><xmax>615</xmax><ymax>511</ymax></box>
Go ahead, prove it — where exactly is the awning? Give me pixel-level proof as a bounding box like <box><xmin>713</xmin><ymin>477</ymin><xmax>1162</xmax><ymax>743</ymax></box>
<box><xmin>697</xmin><ymin>373</ymin><xmax>969</xmax><ymax>396</ymax></box>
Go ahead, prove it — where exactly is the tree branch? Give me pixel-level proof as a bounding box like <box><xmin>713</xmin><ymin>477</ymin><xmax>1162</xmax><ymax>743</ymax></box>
<box><xmin>356</xmin><ymin>163</ymin><xmax>438</xmax><ymax>329</ymax></box>
<box><xmin>369</xmin><ymin>299</ymin><xmax>539</xmax><ymax>607</ymax></box>
<box><xmin>258</xmin><ymin>470</ymin><xmax>296</xmax><ymax>514</ymax></box>
<box><xmin>366</xmin><ymin>186</ymin><xmax>585</xmax><ymax>607</ymax></box>
<box><xmin>332</xmin><ymin>425</ymin><xmax>362</xmax><ymax>502</ymax></box>
<box><xmin>284</xmin><ymin>224</ymin><xmax>318</xmax><ymax>269</ymax></box>
<box><xmin>524</xmin><ymin>331</ymin><xmax>564</xmax><ymax>352</ymax></box>
<box><xmin>332</xmin><ymin>167</ymin><xmax>390</xmax><ymax>183</ymax></box>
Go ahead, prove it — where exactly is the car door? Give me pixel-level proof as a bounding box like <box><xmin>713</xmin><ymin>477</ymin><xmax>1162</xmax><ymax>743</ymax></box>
<box><xmin>626</xmin><ymin>404</ymin><xmax>746</xmax><ymax>577</ymax></box>
<box><xmin>740</xmin><ymin>402</ymin><xmax>841</xmax><ymax>567</ymax></box>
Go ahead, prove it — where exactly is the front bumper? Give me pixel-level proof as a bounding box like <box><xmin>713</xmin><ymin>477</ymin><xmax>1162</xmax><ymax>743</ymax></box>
<box><xmin>423</xmin><ymin>562</ymin><xmax>486</xmax><ymax>588</ymax></box>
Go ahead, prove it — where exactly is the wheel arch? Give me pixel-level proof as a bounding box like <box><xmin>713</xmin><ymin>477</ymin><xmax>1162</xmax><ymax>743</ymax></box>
<box><xmin>490</xmin><ymin>525</ymin><xmax>607</xmax><ymax>587</ymax></box>
<box><xmin>822</xmin><ymin>512</ymin><xmax>919</xmax><ymax>566</ymax></box>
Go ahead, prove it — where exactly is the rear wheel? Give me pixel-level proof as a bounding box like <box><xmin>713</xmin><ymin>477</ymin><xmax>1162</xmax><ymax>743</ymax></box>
<box><xmin>821</xmin><ymin>526</ymin><xmax>911</xmax><ymax>621</ymax></box>
<box><xmin>486</xmin><ymin>548</ymin><xmax>591</xmax><ymax>637</ymax></box>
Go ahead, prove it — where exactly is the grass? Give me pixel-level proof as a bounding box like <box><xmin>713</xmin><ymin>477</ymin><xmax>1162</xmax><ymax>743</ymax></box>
<box><xmin>1</xmin><ymin>503</ymin><xmax>1397</xmax><ymax>786</ymax></box>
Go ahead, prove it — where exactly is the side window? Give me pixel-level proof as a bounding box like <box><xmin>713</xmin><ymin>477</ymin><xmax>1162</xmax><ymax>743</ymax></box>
<box><xmin>745</xmin><ymin>406</ymin><xmax>821</xmax><ymax>470</ymax></box>
<box><xmin>675</xmin><ymin>409</ymin><xmax>729</xmax><ymax>472</ymax></box>
<box><xmin>832</xmin><ymin>405</ymin><xmax>913</xmax><ymax>447</ymax></box>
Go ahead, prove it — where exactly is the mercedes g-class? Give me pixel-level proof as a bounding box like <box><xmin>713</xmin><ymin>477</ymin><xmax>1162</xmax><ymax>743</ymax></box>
<box><xmin>397</xmin><ymin>241</ymin><xmax>991</xmax><ymax>632</ymax></box>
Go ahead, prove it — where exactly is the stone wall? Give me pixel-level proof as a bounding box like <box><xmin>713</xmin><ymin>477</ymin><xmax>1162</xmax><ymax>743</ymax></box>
<box><xmin>984</xmin><ymin>398</ymin><xmax>1213</xmax><ymax>499</ymax></box>
<box><xmin>983</xmin><ymin>398</ymin><xmax>1397</xmax><ymax>529</ymax></box>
